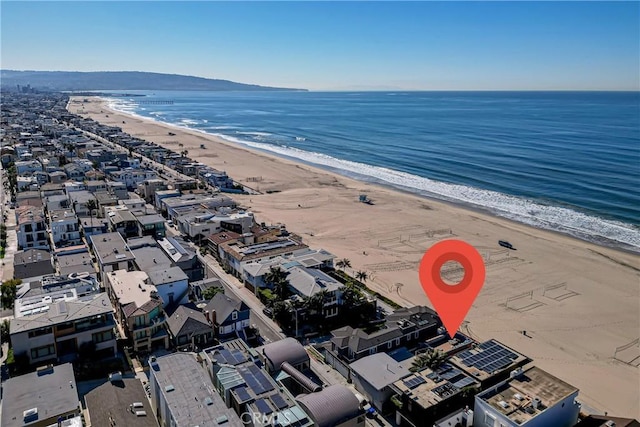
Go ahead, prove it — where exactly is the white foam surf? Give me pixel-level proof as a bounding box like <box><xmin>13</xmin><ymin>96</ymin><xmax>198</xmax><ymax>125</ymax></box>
<box><xmin>213</xmin><ymin>133</ymin><xmax>640</xmax><ymax>251</ymax></box>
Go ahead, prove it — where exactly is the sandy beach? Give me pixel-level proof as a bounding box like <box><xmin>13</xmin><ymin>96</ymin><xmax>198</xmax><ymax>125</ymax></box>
<box><xmin>71</xmin><ymin>97</ymin><xmax>639</xmax><ymax>417</ymax></box>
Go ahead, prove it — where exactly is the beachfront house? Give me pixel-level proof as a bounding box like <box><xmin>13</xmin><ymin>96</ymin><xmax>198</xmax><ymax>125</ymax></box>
<box><xmin>473</xmin><ymin>366</ymin><xmax>580</xmax><ymax>427</ymax></box>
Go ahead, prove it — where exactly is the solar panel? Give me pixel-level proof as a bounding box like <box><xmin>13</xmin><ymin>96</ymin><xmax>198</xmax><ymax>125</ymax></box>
<box><xmin>453</xmin><ymin>377</ymin><xmax>476</xmax><ymax>388</ymax></box>
<box><xmin>231</xmin><ymin>350</ymin><xmax>247</xmax><ymax>365</ymax></box>
<box><xmin>479</xmin><ymin>341</ymin><xmax>493</xmax><ymax>350</ymax></box>
<box><xmin>439</xmin><ymin>369</ymin><xmax>460</xmax><ymax>381</ymax></box>
<box><xmin>234</xmin><ymin>386</ymin><xmax>251</xmax><ymax>402</ymax></box>
<box><xmin>404</xmin><ymin>376</ymin><xmax>426</xmax><ymax>389</ymax></box>
<box><xmin>270</xmin><ymin>394</ymin><xmax>289</xmax><ymax>410</ymax></box>
<box><xmin>255</xmin><ymin>399</ymin><xmax>273</xmax><ymax>415</ymax></box>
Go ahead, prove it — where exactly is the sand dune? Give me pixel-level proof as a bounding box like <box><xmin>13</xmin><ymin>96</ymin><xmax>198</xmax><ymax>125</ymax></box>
<box><xmin>72</xmin><ymin>97</ymin><xmax>639</xmax><ymax>418</ymax></box>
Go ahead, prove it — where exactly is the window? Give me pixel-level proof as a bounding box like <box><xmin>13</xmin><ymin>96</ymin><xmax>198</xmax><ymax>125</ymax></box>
<box><xmin>92</xmin><ymin>330</ymin><xmax>114</xmax><ymax>343</ymax></box>
<box><xmin>31</xmin><ymin>344</ymin><xmax>55</xmax><ymax>359</ymax></box>
<box><xmin>231</xmin><ymin>311</ymin><xmax>238</xmax><ymax>321</ymax></box>
<box><xmin>484</xmin><ymin>412</ymin><xmax>497</xmax><ymax>427</ymax></box>
<box><xmin>28</xmin><ymin>327</ymin><xmax>53</xmax><ymax>338</ymax></box>
<box><xmin>387</xmin><ymin>341</ymin><xmax>393</xmax><ymax>349</ymax></box>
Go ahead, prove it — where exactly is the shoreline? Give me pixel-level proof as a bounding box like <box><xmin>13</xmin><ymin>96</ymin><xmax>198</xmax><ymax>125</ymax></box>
<box><xmin>105</xmin><ymin>97</ymin><xmax>640</xmax><ymax>255</ymax></box>
<box><xmin>72</xmin><ymin>96</ymin><xmax>639</xmax><ymax>418</ymax></box>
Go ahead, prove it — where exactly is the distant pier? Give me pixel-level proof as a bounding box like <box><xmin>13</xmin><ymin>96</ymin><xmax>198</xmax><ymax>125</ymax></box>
<box><xmin>134</xmin><ymin>100</ymin><xmax>174</xmax><ymax>105</ymax></box>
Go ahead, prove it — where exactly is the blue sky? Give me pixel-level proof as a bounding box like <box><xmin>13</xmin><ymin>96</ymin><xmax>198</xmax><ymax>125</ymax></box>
<box><xmin>1</xmin><ymin>1</ymin><xmax>638</xmax><ymax>91</ymax></box>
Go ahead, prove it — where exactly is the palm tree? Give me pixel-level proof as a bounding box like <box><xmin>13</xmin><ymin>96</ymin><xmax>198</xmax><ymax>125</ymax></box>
<box><xmin>341</xmin><ymin>283</ymin><xmax>362</xmax><ymax>308</ymax></box>
<box><xmin>85</xmin><ymin>199</ymin><xmax>98</xmax><ymax>223</ymax></box>
<box><xmin>305</xmin><ymin>290</ymin><xmax>328</xmax><ymax>316</ymax></box>
<box><xmin>411</xmin><ymin>349</ymin><xmax>447</xmax><ymax>372</ymax></box>
<box><xmin>263</xmin><ymin>266</ymin><xmax>291</xmax><ymax>301</ymax></box>
<box><xmin>336</xmin><ymin>258</ymin><xmax>351</xmax><ymax>271</ymax></box>
<box><xmin>355</xmin><ymin>270</ymin><xmax>368</xmax><ymax>283</ymax></box>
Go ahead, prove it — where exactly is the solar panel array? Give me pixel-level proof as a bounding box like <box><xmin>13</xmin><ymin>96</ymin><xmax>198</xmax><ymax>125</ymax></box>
<box><xmin>215</xmin><ymin>349</ymin><xmax>247</xmax><ymax>366</ymax></box>
<box><xmin>239</xmin><ymin>364</ymin><xmax>275</xmax><ymax>395</ymax></box>
<box><xmin>457</xmin><ymin>340</ymin><xmax>519</xmax><ymax>374</ymax></box>
<box><xmin>270</xmin><ymin>394</ymin><xmax>289</xmax><ymax>410</ymax></box>
<box><xmin>255</xmin><ymin>399</ymin><xmax>273</xmax><ymax>415</ymax></box>
<box><xmin>402</xmin><ymin>376</ymin><xmax>426</xmax><ymax>389</ymax></box>
<box><xmin>234</xmin><ymin>386</ymin><xmax>251</xmax><ymax>403</ymax></box>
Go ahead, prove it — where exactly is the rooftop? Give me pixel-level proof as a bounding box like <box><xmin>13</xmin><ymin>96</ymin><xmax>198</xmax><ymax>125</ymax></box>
<box><xmin>350</xmin><ymin>352</ymin><xmax>412</xmax><ymax>391</ymax></box>
<box><xmin>158</xmin><ymin>236</ymin><xmax>196</xmax><ymax>263</ymax></box>
<box><xmin>296</xmin><ymin>385</ymin><xmax>360</xmax><ymax>427</ymax></box>
<box><xmin>285</xmin><ymin>266</ymin><xmax>343</xmax><ymax>298</ymax></box>
<box><xmin>477</xmin><ymin>366</ymin><xmax>579</xmax><ymax>424</ymax></box>
<box><xmin>16</xmin><ymin>205</ymin><xmax>45</xmax><ymax>224</ymax></box>
<box><xmin>147</xmin><ymin>266</ymin><xmax>188</xmax><ymax>286</ymax></box>
<box><xmin>107</xmin><ymin>270</ymin><xmax>156</xmax><ymax>310</ymax></box>
<box><xmin>1</xmin><ymin>363</ymin><xmax>79</xmax><ymax>427</ymax></box>
<box><xmin>223</xmin><ymin>237</ymin><xmax>308</xmax><ymax>262</ymax></box>
<box><xmin>14</xmin><ymin>248</ymin><xmax>51</xmax><ymax>265</ymax></box>
<box><xmin>261</xmin><ymin>337</ymin><xmax>310</xmax><ymax>371</ymax></box>
<box><xmin>48</xmin><ymin>209</ymin><xmax>77</xmax><ymax>222</ymax></box>
<box><xmin>90</xmin><ymin>232</ymin><xmax>135</xmax><ymax>265</ymax></box>
<box><xmin>149</xmin><ymin>352</ymin><xmax>243</xmax><ymax>427</ymax></box>
<box><xmin>204</xmin><ymin>292</ymin><xmax>249</xmax><ymax>324</ymax></box>
<box><xmin>84</xmin><ymin>378</ymin><xmax>158</xmax><ymax>427</ymax></box>
<box><xmin>131</xmin><ymin>246</ymin><xmax>172</xmax><ymax>272</ymax></box>
<box><xmin>166</xmin><ymin>305</ymin><xmax>211</xmax><ymax>338</ymax></box>
<box><xmin>11</xmin><ymin>293</ymin><xmax>112</xmax><ymax>334</ymax></box>
<box><xmin>392</xmin><ymin>362</ymin><xmax>480</xmax><ymax>409</ymax></box>
<box><xmin>57</xmin><ymin>250</ymin><xmax>95</xmax><ymax>276</ymax></box>
<box><xmin>449</xmin><ymin>339</ymin><xmax>529</xmax><ymax>382</ymax></box>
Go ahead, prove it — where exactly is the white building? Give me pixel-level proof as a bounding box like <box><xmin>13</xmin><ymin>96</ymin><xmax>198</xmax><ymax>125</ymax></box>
<box><xmin>110</xmin><ymin>168</ymin><xmax>157</xmax><ymax>190</ymax></box>
<box><xmin>473</xmin><ymin>366</ymin><xmax>580</xmax><ymax>427</ymax></box>
<box><xmin>49</xmin><ymin>209</ymin><xmax>81</xmax><ymax>247</ymax></box>
<box><xmin>147</xmin><ymin>266</ymin><xmax>189</xmax><ymax>308</ymax></box>
<box><xmin>176</xmin><ymin>209</ymin><xmax>254</xmax><ymax>241</ymax></box>
<box><xmin>16</xmin><ymin>206</ymin><xmax>49</xmax><ymax>250</ymax></box>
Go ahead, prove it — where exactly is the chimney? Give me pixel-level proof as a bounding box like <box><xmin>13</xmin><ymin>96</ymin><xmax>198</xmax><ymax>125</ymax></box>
<box><xmin>210</xmin><ymin>310</ymin><xmax>216</xmax><ymax>326</ymax></box>
<box><xmin>204</xmin><ymin>310</ymin><xmax>210</xmax><ymax>322</ymax></box>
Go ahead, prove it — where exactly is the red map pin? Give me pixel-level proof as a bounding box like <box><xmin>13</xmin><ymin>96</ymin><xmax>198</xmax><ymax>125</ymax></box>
<box><xmin>419</xmin><ymin>239</ymin><xmax>486</xmax><ymax>338</ymax></box>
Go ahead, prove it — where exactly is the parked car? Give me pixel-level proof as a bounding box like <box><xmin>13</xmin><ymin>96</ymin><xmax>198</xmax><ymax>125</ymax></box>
<box><xmin>262</xmin><ymin>307</ymin><xmax>273</xmax><ymax>318</ymax></box>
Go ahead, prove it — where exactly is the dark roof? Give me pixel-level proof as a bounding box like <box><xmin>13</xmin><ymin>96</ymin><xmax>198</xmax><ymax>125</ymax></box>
<box><xmin>331</xmin><ymin>305</ymin><xmax>440</xmax><ymax>353</ymax></box>
<box><xmin>207</xmin><ymin>230</ymin><xmax>241</xmax><ymax>245</ymax></box>
<box><xmin>149</xmin><ymin>353</ymin><xmax>243</xmax><ymax>426</ymax></box>
<box><xmin>575</xmin><ymin>416</ymin><xmax>640</xmax><ymax>427</ymax></box>
<box><xmin>262</xmin><ymin>337</ymin><xmax>309</xmax><ymax>370</ymax></box>
<box><xmin>13</xmin><ymin>248</ymin><xmax>51</xmax><ymax>265</ymax></box>
<box><xmin>204</xmin><ymin>293</ymin><xmax>249</xmax><ymax>324</ymax></box>
<box><xmin>84</xmin><ymin>378</ymin><xmax>158</xmax><ymax>427</ymax></box>
<box><xmin>296</xmin><ymin>385</ymin><xmax>360</xmax><ymax>427</ymax></box>
<box><xmin>147</xmin><ymin>266</ymin><xmax>188</xmax><ymax>286</ymax></box>
<box><xmin>1</xmin><ymin>363</ymin><xmax>79</xmax><ymax>427</ymax></box>
<box><xmin>166</xmin><ymin>305</ymin><xmax>211</xmax><ymax>338</ymax></box>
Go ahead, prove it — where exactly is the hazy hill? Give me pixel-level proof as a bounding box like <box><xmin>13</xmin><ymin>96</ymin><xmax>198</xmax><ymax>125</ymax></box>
<box><xmin>0</xmin><ymin>70</ymin><xmax>307</xmax><ymax>92</ymax></box>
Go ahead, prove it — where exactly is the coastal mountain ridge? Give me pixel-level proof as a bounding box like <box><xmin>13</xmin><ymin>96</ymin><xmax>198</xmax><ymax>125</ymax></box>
<box><xmin>0</xmin><ymin>70</ymin><xmax>307</xmax><ymax>92</ymax></box>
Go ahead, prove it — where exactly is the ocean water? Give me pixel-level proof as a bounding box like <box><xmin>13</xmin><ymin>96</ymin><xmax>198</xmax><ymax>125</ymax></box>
<box><xmin>106</xmin><ymin>91</ymin><xmax>640</xmax><ymax>251</ymax></box>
